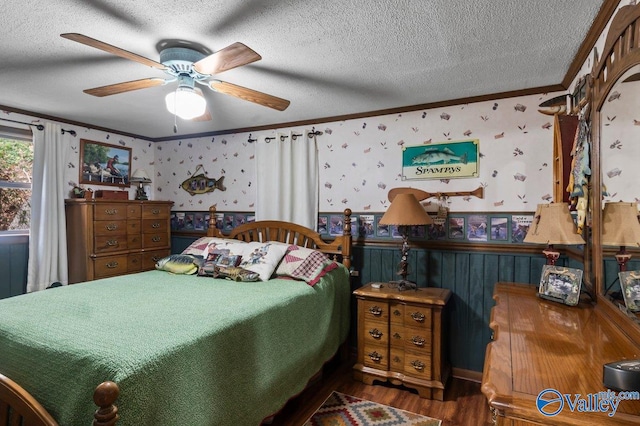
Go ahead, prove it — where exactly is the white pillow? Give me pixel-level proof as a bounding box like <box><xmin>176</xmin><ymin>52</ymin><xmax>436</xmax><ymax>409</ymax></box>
<box><xmin>201</xmin><ymin>238</ymin><xmax>247</xmax><ymax>259</ymax></box>
<box><xmin>238</xmin><ymin>242</ymin><xmax>289</xmax><ymax>281</ymax></box>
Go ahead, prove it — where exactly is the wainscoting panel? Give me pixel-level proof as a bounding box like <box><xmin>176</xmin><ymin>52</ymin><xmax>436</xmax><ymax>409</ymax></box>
<box><xmin>0</xmin><ymin>236</ymin><xmax>29</xmax><ymax>299</ymax></box>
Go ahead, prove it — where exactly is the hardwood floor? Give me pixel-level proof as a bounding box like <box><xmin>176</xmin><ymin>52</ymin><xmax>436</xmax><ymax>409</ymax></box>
<box><xmin>270</xmin><ymin>358</ymin><xmax>493</xmax><ymax>426</ymax></box>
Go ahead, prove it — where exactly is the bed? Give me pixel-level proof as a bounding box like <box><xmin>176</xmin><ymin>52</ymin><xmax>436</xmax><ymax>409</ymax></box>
<box><xmin>0</xmin><ymin>206</ymin><xmax>353</xmax><ymax>426</ymax></box>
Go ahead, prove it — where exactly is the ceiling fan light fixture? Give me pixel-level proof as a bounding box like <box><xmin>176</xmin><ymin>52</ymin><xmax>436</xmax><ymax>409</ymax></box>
<box><xmin>165</xmin><ymin>86</ymin><xmax>207</xmax><ymax>120</ymax></box>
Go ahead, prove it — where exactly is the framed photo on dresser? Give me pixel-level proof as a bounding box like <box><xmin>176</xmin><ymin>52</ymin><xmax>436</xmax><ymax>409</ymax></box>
<box><xmin>538</xmin><ymin>265</ymin><xmax>583</xmax><ymax>306</ymax></box>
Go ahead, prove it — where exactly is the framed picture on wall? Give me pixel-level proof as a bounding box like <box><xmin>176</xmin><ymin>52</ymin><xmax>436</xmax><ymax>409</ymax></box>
<box><xmin>79</xmin><ymin>139</ymin><xmax>131</xmax><ymax>187</ymax></box>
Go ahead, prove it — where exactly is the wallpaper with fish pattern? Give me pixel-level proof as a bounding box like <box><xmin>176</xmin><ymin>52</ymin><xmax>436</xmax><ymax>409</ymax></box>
<box><xmin>153</xmin><ymin>92</ymin><xmax>560</xmax><ymax>213</ymax></box>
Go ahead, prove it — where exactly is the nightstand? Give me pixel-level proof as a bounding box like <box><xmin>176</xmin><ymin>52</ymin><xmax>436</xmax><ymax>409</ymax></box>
<box><xmin>352</xmin><ymin>282</ymin><xmax>451</xmax><ymax>400</ymax></box>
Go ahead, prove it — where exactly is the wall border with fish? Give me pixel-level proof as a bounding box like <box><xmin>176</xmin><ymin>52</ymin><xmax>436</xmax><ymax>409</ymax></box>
<box><xmin>402</xmin><ymin>139</ymin><xmax>479</xmax><ymax>180</ymax></box>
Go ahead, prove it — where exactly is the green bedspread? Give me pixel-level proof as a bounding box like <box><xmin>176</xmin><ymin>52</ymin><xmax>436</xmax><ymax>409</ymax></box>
<box><xmin>0</xmin><ymin>266</ymin><xmax>350</xmax><ymax>426</ymax></box>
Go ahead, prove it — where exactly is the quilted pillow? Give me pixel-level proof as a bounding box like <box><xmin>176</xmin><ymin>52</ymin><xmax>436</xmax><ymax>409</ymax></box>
<box><xmin>155</xmin><ymin>254</ymin><xmax>203</xmax><ymax>275</ymax></box>
<box><xmin>181</xmin><ymin>237</ymin><xmax>215</xmax><ymax>256</ymax></box>
<box><xmin>275</xmin><ymin>245</ymin><xmax>338</xmax><ymax>286</ymax></box>
<box><xmin>237</xmin><ymin>242</ymin><xmax>289</xmax><ymax>281</ymax></box>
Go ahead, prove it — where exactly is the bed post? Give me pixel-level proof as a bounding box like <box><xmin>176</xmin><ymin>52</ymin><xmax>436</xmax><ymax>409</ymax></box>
<box><xmin>342</xmin><ymin>208</ymin><xmax>352</xmax><ymax>270</ymax></box>
<box><xmin>93</xmin><ymin>381</ymin><xmax>119</xmax><ymax>426</ymax></box>
<box><xmin>207</xmin><ymin>205</ymin><xmax>224</xmax><ymax>238</ymax></box>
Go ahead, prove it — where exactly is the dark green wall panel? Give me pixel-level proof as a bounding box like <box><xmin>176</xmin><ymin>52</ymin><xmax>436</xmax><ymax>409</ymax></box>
<box><xmin>1</xmin><ymin>237</ymin><xmax>28</xmax><ymax>299</ymax></box>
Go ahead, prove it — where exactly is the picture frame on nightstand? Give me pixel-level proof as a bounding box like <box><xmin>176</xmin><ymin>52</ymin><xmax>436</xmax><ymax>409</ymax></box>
<box><xmin>538</xmin><ymin>265</ymin><xmax>583</xmax><ymax>306</ymax></box>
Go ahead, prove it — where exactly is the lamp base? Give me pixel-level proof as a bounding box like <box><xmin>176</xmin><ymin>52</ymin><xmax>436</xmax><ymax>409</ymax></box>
<box><xmin>135</xmin><ymin>184</ymin><xmax>148</xmax><ymax>201</ymax></box>
<box><xmin>389</xmin><ymin>279</ymin><xmax>417</xmax><ymax>291</ymax></box>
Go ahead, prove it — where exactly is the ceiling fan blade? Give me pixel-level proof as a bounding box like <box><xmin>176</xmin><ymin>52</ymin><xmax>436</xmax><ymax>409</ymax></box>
<box><xmin>210</xmin><ymin>81</ymin><xmax>290</xmax><ymax>111</ymax></box>
<box><xmin>61</xmin><ymin>33</ymin><xmax>167</xmax><ymax>70</ymax></box>
<box><xmin>194</xmin><ymin>42</ymin><xmax>261</xmax><ymax>75</ymax></box>
<box><xmin>84</xmin><ymin>78</ymin><xmax>166</xmax><ymax>97</ymax></box>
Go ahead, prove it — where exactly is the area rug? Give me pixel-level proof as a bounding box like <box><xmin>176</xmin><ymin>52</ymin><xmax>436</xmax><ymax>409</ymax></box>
<box><xmin>304</xmin><ymin>391</ymin><xmax>442</xmax><ymax>426</ymax></box>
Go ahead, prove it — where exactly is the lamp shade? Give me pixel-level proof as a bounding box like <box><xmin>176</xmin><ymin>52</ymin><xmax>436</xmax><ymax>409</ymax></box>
<box><xmin>379</xmin><ymin>193</ymin><xmax>433</xmax><ymax>226</ymax></box>
<box><xmin>602</xmin><ymin>202</ymin><xmax>640</xmax><ymax>247</ymax></box>
<box><xmin>165</xmin><ymin>87</ymin><xmax>207</xmax><ymax>120</ymax></box>
<box><xmin>131</xmin><ymin>169</ymin><xmax>152</xmax><ymax>183</ymax></box>
<box><xmin>523</xmin><ymin>203</ymin><xmax>585</xmax><ymax>245</ymax></box>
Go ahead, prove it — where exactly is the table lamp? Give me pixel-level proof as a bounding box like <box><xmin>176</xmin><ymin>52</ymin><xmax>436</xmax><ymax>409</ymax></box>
<box><xmin>131</xmin><ymin>169</ymin><xmax>152</xmax><ymax>200</ymax></box>
<box><xmin>379</xmin><ymin>192</ymin><xmax>433</xmax><ymax>290</ymax></box>
<box><xmin>602</xmin><ymin>202</ymin><xmax>640</xmax><ymax>272</ymax></box>
<box><xmin>524</xmin><ymin>203</ymin><xmax>585</xmax><ymax>265</ymax></box>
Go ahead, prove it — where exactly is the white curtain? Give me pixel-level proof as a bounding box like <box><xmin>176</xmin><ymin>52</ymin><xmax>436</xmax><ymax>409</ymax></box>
<box><xmin>256</xmin><ymin>130</ymin><xmax>319</xmax><ymax>229</ymax></box>
<box><xmin>27</xmin><ymin>123</ymin><xmax>70</xmax><ymax>292</ymax></box>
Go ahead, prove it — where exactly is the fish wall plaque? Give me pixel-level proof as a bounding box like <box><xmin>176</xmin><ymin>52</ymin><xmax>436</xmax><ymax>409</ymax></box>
<box><xmin>181</xmin><ymin>164</ymin><xmax>226</xmax><ymax>196</ymax></box>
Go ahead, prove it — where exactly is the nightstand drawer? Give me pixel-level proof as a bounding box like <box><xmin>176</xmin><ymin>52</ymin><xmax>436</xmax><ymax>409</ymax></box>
<box><xmin>404</xmin><ymin>351</ymin><xmax>432</xmax><ymax>379</ymax></box>
<box><xmin>362</xmin><ymin>300</ymin><xmax>389</xmax><ymax>321</ymax></box>
<box><xmin>363</xmin><ymin>320</ymin><xmax>388</xmax><ymax>346</ymax></box>
<box><xmin>403</xmin><ymin>305</ymin><xmax>432</xmax><ymax>329</ymax></box>
<box><xmin>404</xmin><ymin>330</ymin><xmax>432</xmax><ymax>352</ymax></box>
<box><xmin>363</xmin><ymin>343</ymin><xmax>388</xmax><ymax>369</ymax></box>
<box><xmin>390</xmin><ymin>347</ymin><xmax>405</xmax><ymax>371</ymax></box>
<box><xmin>390</xmin><ymin>324</ymin><xmax>405</xmax><ymax>347</ymax></box>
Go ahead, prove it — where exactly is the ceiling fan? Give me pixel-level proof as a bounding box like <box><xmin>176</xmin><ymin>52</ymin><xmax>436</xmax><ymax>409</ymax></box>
<box><xmin>60</xmin><ymin>33</ymin><xmax>290</xmax><ymax>120</ymax></box>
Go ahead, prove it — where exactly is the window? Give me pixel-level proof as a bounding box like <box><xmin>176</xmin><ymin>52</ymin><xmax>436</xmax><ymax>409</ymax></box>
<box><xmin>0</xmin><ymin>128</ymin><xmax>33</xmax><ymax>234</ymax></box>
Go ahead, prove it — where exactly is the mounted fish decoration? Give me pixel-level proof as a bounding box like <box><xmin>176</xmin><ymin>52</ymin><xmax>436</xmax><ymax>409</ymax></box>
<box><xmin>181</xmin><ymin>164</ymin><xmax>226</xmax><ymax>196</ymax></box>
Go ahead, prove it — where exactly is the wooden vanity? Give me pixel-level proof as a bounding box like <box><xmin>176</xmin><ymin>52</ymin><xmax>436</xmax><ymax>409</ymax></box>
<box><xmin>482</xmin><ymin>282</ymin><xmax>640</xmax><ymax>425</ymax></box>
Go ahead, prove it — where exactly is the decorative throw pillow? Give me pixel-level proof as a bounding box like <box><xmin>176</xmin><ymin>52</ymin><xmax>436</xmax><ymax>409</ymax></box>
<box><xmin>155</xmin><ymin>254</ymin><xmax>203</xmax><ymax>275</ymax></box>
<box><xmin>275</xmin><ymin>245</ymin><xmax>338</xmax><ymax>286</ymax></box>
<box><xmin>201</xmin><ymin>239</ymin><xmax>247</xmax><ymax>259</ymax></box>
<box><xmin>197</xmin><ymin>251</ymin><xmax>243</xmax><ymax>277</ymax></box>
<box><xmin>181</xmin><ymin>237</ymin><xmax>216</xmax><ymax>256</ymax></box>
<box><xmin>212</xmin><ymin>265</ymin><xmax>260</xmax><ymax>282</ymax></box>
<box><xmin>237</xmin><ymin>242</ymin><xmax>289</xmax><ymax>281</ymax></box>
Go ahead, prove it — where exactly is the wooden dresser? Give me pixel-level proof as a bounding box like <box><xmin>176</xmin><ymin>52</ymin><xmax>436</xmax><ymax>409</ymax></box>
<box><xmin>65</xmin><ymin>199</ymin><xmax>173</xmax><ymax>283</ymax></box>
<box><xmin>482</xmin><ymin>282</ymin><xmax>640</xmax><ymax>425</ymax></box>
<box><xmin>352</xmin><ymin>283</ymin><xmax>451</xmax><ymax>400</ymax></box>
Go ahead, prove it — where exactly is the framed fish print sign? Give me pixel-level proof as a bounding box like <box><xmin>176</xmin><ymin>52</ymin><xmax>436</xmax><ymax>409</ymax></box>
<box><xmin>79</xmin><ymin>139</ymin><xmax>131</xmax><ymax>187</ymax></box>
<box><xmin>401</xmin><ymin>139</ymin><xmax>479</xmax><ymax>180</ymax></box>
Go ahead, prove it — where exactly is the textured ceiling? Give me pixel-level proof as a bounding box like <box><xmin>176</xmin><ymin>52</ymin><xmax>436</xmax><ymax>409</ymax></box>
<box><xmin>0</xmin><ymin>0</ymin><xmax>604</xmax><ymax>140</ymax></box>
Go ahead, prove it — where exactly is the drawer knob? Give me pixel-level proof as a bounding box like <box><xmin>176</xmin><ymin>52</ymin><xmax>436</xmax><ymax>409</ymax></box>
<box><xmin>411</xmin><ymin>311</ymin><xmax>425</xmax><ymax>322</ymax></box>
<box><xmin>151</xmin><ymin>222</ymin><xmax>161</xmax><ymax>228</ymax></box>
<box><xmin>106</xmin><ymin>224</ymin><xmax>118</xmax><ymax>231</ymax></box>
<box><xmin>367</xmin><ymin>351</ymin><xmax>382</xmax><ymax>362</ymax></box>
<box><xmin>411</xmin><ymin>336</ymin><xmax>425</xmax><ymax>347</ymax></box>
<box><xmin>368</xmin><ymin>306</ymin><xmax>382</xmax><ymax>316</ymax></box>
<box><xmin>393</xmin><ymin>309</ymin><xmax>401</xmax><ymax>316</ymax></box>
<box><xmin>152</xmin><ymin>256</ymin><xmax>162</xmax><ymax>262</ymax></box>
<box><xmin>411</xmin><ymin>360</ymin><xmax>425</xmax><ymax>371</ymax></box>
<box><xmin>151</xmin><ymin>209</ymin><xmax>160</xmax><ymax>215</ymax></box>
<box><xmin>393</xmin><ymin>356</ymin><xmax>401</xmax><ymax>363</ymax></box>
<box><xmin>368</xmin><ymin>328</ymin><xmax>383</xmax><ymax>339</ymax></box>
<box><xmin>393</xmin><ymin>332</ymin><xmax>401</xmax><ymax>340</ymax></box>
<box><xmin>106</xmin><ymin>261</ymin><xmax>119</xmax><ymax>269</ymax></box>
<box><xmin>104</xmin><ymin>209</ymin><xmax>118</xmax><ymax>215</ymax></box>
<box><xmin>152</xmin><ymin>236</ymin><xmax>162</xmax><ymax>242</ymax></box>
<box><xmin>106</xmin><ymin>240</ymin><xmax>119</xmax><ymax>247</ymax></box>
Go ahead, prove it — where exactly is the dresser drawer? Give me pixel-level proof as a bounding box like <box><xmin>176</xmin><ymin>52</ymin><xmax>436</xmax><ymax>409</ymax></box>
<box><xmin>94</xmin><ymin>255</ymin><xmax>128</xmax><ymax>278</ymax></box>
<box><xmin>94</xmin><ymin>235</ymin><xmax>128</xmax><ymax>253</ymax></box>
<box><xmin>361</xmin><ymin>299</ymin><xmax>389</xmax><ymax>322</ymax></box>
<box><xmin>404</xmin><ymin>350</ymin><xmax>431</xmax><ymax>380</ymax></box>
<box><xmin>142</xmin><ymin>249</ymin><xmax>170</xmax><ymax>270</ymax></box>
<box><xmin>94</xmin><ymin>204</ymin><xmax>127</xmax><ymax>221</ymax></box>
<box><xmin>143</xmin><ymin>218</ymin><xmax>168</xmax><ymax>232</ymax></box>
<box><xmin>363</xmin><ymin>343</ymin><xmax>389</xmax><ymax>369</ymax></box>
<box><xmin>127</xmin><ymin>204</ymin><xmax>141</xmax><ymax>218</ymax></box>
<box><xmin>142</xmin><ymin>204</ymin><xmax>170</xmax><ymax>219</ymax></box>
<box><xmin>127</xmin><ymin>220</ymin><xmax>141</xmax><ymax>234</ymax></box>
<box><xmin>93</xmin><ymin>219</ymin><xmax>127</xmax><ymax>236</ymax></box>
<box><xmin>363</xmin><ymin>319</ymin><xmax>388</xmax><ymax>346</ymax></box>
<box><xmin>127</xmin><ymin>233</ymin><xmax>142</xmax><ymax>250</ymax></box>
<box><xmin>128</xmin><ymin>254</ymin><xmax>142</xmax><ymax>272</ymax></box>
<box><xmin>143</xmin><ymin>232</ymin><xmax>170</xmax><ymax>248</ymax></box>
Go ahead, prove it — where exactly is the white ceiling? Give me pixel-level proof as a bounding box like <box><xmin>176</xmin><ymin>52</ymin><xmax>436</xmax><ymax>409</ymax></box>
<box><xmin>1</xmin><ymin>0</ymin><xmax>605</xmax><ymax>140</ymax></box>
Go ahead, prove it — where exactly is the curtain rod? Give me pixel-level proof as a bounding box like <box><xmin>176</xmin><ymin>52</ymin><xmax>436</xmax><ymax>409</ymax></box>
<box><xmin>248</xmin><ymin>127</ymin><xmax>324</xmax><ymax>144</ymax></box>
<box><xmin>0</xmin><ymin>118</ymin><xmax>77</xmax><ymax>136</ymax></box>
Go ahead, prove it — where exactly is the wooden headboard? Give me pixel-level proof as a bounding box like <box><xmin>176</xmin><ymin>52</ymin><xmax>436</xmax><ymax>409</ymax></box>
<box><xmin>206</xmin><ymin>206</ymin><xmax>353</xmax><ymax>269</ymax></box>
